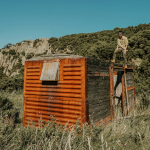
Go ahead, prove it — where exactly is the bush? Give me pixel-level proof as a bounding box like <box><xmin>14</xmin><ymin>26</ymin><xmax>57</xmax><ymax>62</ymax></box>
<box><xmin>3</xmin><ymin>43</ymin><xmax>12</xmax><ymax>49</ymax></box>
<box><xmin>0</xmin><ymin>95</ymin><xmax>20</xmax><ymax>124</ymax></box>
<box><xmin>8</xmin><ymin>49</ymin><xmax>16</xmax><ymax>55</ymax></box>
<box><xmin>0</xmin><ymin>74</ymin><xmax>24</xmax><ymax>91</ymax></box>
<box><xmin>21</xmin><ymin>51</ymin><xmax>25</xmax><ymax>56</ymax></box>
<box><xmin>17</xmin><ymin>42</ymin><xmax>21</xmax><ymax>46</ymax></box>
<box><xmin>26</xmin><ymin>53</ymin><xmax>34</xmax><ymax>59</ymax></box>
<box><xmin>0</xmin><ymin>67</ymin><xmax>5</xmax><ymax>79</ymax></box>
<box><xmin>2</xmin><ymin>51</ymin><xmax>8</xmax><ymax>55</ymax></box>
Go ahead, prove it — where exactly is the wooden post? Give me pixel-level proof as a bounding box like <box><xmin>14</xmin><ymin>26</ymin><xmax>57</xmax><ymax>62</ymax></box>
<box><xmin>124</xmin><ymin>69</ymin><xmax>129</xmax><ymax>115</ymax></box>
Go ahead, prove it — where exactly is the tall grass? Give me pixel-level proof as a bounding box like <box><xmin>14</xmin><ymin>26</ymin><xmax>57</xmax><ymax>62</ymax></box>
<box><xmin>0</xmin><ymin>91</ymin><xmax>150</xmax><ymax>150</ymax></box>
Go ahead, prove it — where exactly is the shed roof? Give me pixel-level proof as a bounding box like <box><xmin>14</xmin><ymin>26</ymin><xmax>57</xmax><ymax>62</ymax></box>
<box><xmin>26</xmin><ymin>54</ymin><xmax>133</xmax><ymax>69</ymax></box>
<box><xmin>27</xmin><ymin>54</ymin><xmax>84</xmax><ymax>61</ymax></box>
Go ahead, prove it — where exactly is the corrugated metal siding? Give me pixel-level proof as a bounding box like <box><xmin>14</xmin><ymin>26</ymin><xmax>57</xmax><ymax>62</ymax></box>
<box><xmin>23</xmin><ymin>58</ymin><xmax>87</xmax><ymax>127</ymax></box>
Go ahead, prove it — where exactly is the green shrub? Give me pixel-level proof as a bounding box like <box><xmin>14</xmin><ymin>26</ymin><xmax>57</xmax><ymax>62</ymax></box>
<box><xmin>3</xmin><ymin>43</ymin><xmax>12</xmax><ymax>49</ymax></box>
<box><xmin>0</xmin><ymin>74</ymin><xmax>24</xmax><ymax>91</ymax></box>
<box><xmin>8</xmin><ymin>49</ymin><xmax>16</xmax><ymax>55</ymax></box>
<box><xmin>26</xmin><ymin>53</ymin><xmax>34</xmax><ymax>59</ymax></box>
<box><xmin>17</xmin><ymin>42</ymin><xmax>21</xmax><ymax>46</ymax></box>
<box><xmin>21</xmin><ymin>51</ymin><xmax>25</xmax><ymax>56</ymax></box>
<box><xmin>0</xmin><ymin>67</ymin><xmax>6</xmax><ymax>79</ymax></box>
<box><xmin>2</xmin><ymin>51</ymin><xmax>8</xmax><ymax>55</ymax></box>
<box><xmin>0</xmin><ymin>95</ymin><xmax>20</xmax><ymax>124</ymax></box>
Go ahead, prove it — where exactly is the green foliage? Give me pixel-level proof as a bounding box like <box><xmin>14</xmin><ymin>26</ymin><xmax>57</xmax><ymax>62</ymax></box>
<box><xmin>2</xmin><ymin>50</ymin><xmax>8</xmax><ymax>55</ymax></box>
<box><xmin>0</xmin><ymin>59</ymin><xmax>24</xmax><ymax>91</ymax></box>
<box><xmin>26</xmin><ymin>53</ymin><xmax>34</xmax><ymax>59</ymax></box>
<box><xmin>21</xmin><ymin>51</ymin><xmax>25</xmax><ymax>56</ymax></box>
<box><xmin>47</xmin><ymin>23</ymin><xmax>150</xmax><ymax>62</ymax></box>
<box><xmin>0</xmin><ymin>95</ymin><xmax>20</xmax><ymax>126</ymax></box>
<box><xmin>34</xmin><ymin>39</ymin><xmax>42</xmax><ymax>44</ymax></box>
<box><xmin>134</xmin><ymin>60</ymin><xmax>150</xmax><ymax>108</ymax></box>
<box><xmin>8</xmin><ymin>49</ymin><xmax>16</xmax><ymax>55</ymax></box>
<box><xmin>17</xmin><ymin>42</ymin><xmax>21</xmax><ymax>46</ymax></box>
<box><xmin>33</xmin><ymin>39</ymin><xmax>42</xmax><ymax>47</ymax></box>
<box><xmin>0</xmin><ymin>67</ymin><xmax>6</xmax><ymax>79</ymax></box>
<box><xmin>6</xmin><ymin>55</ymin><xmax>11</xmax><ymax>62</ymax></box>
<box><xmin>0</xmin><ymin>74</ymin><xmax>24</xmax><ymax>91</ymax></box>
<box><xmin>3</xmin><ymin>43</ymin><xmax>12</xmax><ymax>49</ymax></box>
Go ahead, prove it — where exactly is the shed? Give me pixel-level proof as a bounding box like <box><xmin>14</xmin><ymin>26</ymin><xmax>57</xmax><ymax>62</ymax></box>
<box><xmin>23</xmin><ymin>54</ymin><xmax>136</xmax><ymax>127</ymax></box>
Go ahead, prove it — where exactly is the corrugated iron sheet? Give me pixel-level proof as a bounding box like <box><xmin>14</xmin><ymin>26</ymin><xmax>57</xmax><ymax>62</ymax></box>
<box><xmin>23</xmin><ymin>58</ymin><xmax>87</xmax><ymax>127</ymax></box>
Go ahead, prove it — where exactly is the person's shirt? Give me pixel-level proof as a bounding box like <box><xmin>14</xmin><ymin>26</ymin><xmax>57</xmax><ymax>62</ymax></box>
<box><xmin>117</xmin><ymin>36</ymin><xmax>128</xmax><ymax>49</ymax></box>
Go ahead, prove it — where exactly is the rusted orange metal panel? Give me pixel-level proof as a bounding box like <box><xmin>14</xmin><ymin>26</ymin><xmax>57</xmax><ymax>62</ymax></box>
<box><xmin>23</xmin><ymin>57</ymin><xmax>87</xmax><ymax>127</ymax></box>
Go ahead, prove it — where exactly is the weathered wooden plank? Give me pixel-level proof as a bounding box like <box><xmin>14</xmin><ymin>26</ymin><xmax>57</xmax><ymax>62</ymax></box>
<box><xmin>88</xmin><ymin>93</ymin><xmax>110</xmax><ymax>100</ymax></box>
<box><xmin>90</xmin><ymin>110</ymin><xmax>111</xmax><ymax>123</ymax></box>
<box><xmin>87</xmin><ymin>58</ymin><xmax>111</xmax><ymax>123</ymax></box>
<box><xmin>89</xmin><ymin>105</ymin><xmax>110</xmax><ymax>114</ymax></box>
<box><xmin>88</xmin><ymin>99</ymin><xmax>110</xmax><ymax>105</ymax></box>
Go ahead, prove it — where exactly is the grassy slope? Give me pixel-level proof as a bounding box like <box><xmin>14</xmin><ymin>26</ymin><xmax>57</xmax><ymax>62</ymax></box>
<box><xmin>0</xmin><ymin>91</ymin><xmax>150</xmax><ymax>150</ymax></box>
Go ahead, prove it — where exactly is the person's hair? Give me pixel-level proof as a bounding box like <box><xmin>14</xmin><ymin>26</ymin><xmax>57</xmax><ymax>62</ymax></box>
<box><xmin>118</xmin><ymin>31</ymin><xmax>123</xmax><ymax>35</ymax></box>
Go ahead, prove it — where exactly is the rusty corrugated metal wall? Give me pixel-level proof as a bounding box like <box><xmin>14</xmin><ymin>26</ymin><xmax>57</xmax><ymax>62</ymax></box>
<box><xmin>23</xmin><ymin>57</ymin><xmax>88</xmax><ymax>127</ymax></box>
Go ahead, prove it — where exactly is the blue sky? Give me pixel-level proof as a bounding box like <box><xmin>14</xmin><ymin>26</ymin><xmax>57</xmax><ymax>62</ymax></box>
<box><xmin>0</xmin><ymin>0</ymin><xmax>150</xmax><ymax>48</ymax></box>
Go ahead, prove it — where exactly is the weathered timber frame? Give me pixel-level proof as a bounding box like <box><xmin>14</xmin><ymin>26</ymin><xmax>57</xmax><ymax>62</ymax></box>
<box><xmin>112</xmin><ymin>64</ymin><xmax>136</xmax><ymax>117</ymax></box>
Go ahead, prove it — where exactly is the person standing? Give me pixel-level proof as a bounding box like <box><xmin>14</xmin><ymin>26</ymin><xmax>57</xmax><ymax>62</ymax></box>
<box><xmin>112</xmin><ymin>31</ymin><xmax>128</xmax><ymax>66</ymax></box>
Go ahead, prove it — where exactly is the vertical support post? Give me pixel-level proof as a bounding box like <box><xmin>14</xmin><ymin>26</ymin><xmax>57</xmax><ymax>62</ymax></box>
<box><xmin>124</xmin><ymin>68</ymin><xmax>129</xmax><ymax>114</ymax></box>
<box><xmin>109</xmin><ymin>65</ymin><xmax>115</xmax><ymax>120</ymax></box>
<box><xmin>132</xmin><ymin>70</ymin><xmax>136</xmax><ymax>107</ymax></box>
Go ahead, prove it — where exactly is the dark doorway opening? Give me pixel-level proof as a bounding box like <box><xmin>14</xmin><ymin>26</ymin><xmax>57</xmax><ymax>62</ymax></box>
<box><xmin>42</xmin><ymin>81</ymin><xmax>58</xmax><ymax>86</ymax></box>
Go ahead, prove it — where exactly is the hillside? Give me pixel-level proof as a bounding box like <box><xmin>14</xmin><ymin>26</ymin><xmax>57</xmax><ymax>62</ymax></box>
<box><xmin>0</xmin><ymin>23</ymin><xmax>150</xmax><ymax>104</ymax></box>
